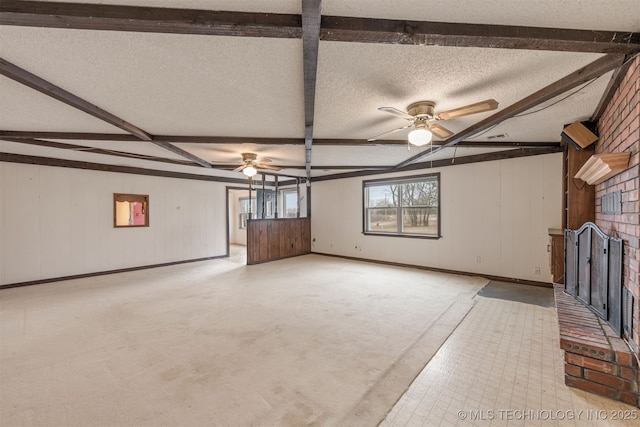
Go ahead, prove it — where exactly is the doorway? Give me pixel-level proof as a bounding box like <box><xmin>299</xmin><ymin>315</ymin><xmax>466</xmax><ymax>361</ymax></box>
<box><xmin>227</xmin><ymin>187</ymin><xmax>250</xmax><ymax>264</ymax></box>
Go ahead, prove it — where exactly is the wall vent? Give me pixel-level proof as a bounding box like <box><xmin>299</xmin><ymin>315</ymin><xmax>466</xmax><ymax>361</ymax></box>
<box><xmin>602</xmin><ymin>190</ymin><xmax>622</xmax><ymax>215</ymax></box>
<box><xmin>487</xmin><ymin>133</ymin><xmax>508</xmax><ymax>139</ymax></box>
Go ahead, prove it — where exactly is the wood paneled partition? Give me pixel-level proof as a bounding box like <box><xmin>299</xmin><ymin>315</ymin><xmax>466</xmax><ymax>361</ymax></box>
<box><xmin>247</xmin><ymin>218</ymin><xmax>311</xmax><ymax>264</ymax></box>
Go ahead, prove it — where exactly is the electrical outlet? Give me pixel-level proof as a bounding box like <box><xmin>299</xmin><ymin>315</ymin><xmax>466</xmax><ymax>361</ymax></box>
<box><xmin>534</xmin><ymin>266</ymin><xmax>541</xmax><ymax>275</ymax></box>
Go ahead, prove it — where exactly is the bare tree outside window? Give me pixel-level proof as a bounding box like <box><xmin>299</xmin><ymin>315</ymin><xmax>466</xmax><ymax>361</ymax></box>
<box><xmin>364</xmin><ymin>174</ymin><xmax>440</xmax><ymax>238</ymax></box>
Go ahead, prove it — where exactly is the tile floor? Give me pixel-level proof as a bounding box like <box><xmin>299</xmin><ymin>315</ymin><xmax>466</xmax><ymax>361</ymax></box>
<box><xmin>380</xmin><ymin>295</ymin><xmax>640</xmax><ymax>427</ymax></box>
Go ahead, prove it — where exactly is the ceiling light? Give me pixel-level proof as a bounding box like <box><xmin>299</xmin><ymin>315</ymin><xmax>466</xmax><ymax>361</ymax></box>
<box><xmin>408</xmin><ymin>126</ymin><xmax>432</xmax><ymax>146</ymax></box>
<box><xmin>243</xmin><ymin>165</ymin><xmax>257</xmax><ymax>177</ymax></box>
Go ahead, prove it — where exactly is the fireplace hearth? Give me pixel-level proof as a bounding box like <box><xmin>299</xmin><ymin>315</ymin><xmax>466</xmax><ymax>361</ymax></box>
<box><xmin>558</xmin><ymin>222</ymin><xmax>639</xmax><ymax>407</ymax></box>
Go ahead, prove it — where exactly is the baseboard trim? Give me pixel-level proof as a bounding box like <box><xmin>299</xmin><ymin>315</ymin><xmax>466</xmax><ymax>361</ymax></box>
<box><xmin>311</xmin><ymin>251</ymin><xmax>553</xmax><ymax>288</ymax></box>
<box><xmin>2</xmin><ymin>252</ymin><xmax>552</xmax><ymax>290</ymax></box>
<box><xmin>0</xmin><ymin>254</ymin><xmax>228</xmax><ymax>290</ymax></box>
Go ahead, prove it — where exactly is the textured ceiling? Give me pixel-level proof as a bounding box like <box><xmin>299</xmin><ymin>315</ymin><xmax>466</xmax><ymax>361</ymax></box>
<box><xmin>314</xmin><ymin>42</ymin><xmax>605</xmax><ymax>141</ymax></box>
<box><xmin>0</xmin><ymin>26</ymin><xmax>305</xmax><ymax>137</ymax></box>
<box><xmin>40</xmin><ymin>0</ymin><xmax>302</xmax><ymax>14</ymax></box>
<box><xmin>1</xmin><ymin>0</ymin><xmax>639</xmax><ymax>180</ymax></box>
<box><xmin>324</xmin><ymin>0</ymin><xmax>640</xmax><ymax>31</ymax></box>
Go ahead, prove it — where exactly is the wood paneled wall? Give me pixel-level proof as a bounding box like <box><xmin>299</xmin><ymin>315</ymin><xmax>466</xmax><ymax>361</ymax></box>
<box><xmin>247</xmin><ymin>218</ymin><xmax>311</xmax><ymax>265</ymax></box>
<box><xmin>565</xmin><ymin>145</ymin><xmax>595</xmax><ymax>230</ymax></box>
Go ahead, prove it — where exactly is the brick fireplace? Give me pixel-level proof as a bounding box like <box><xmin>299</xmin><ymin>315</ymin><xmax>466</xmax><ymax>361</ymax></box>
<box><xmin>594</xmin><ymin>57</ymin><xmax>639</xmax><ymax>353</ymax></box>
<box><xmin>556</xmin><ymin>57</ymin><xmax>639</xmax><ymax>407</ymax></box>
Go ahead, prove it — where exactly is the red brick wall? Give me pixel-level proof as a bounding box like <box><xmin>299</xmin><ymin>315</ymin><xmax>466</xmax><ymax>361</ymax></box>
<box><xmin>595</xmin><ymin>57</ymin><xmax>640</xmax><ymax>351</ymax></box>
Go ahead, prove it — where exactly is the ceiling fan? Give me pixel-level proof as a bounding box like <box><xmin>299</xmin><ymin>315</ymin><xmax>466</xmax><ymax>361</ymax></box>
<box><xmin>233</xmin><ymin>152</ymin><xmax>281</xmax><ymax>177</ymax></box>
<box><xmin>369</xmin><ymin>99</ymin><xmax>499</xmax><ymax>146</ymax></box>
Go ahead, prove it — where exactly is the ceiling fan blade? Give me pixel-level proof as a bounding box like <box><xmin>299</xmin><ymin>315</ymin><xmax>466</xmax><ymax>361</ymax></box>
<box><xmin>257</xmin><ymin>158</ymin><xmax>272</xmax><ymax>163</ymax></box>
<box><xmin>379</xmin><ymin>107</ymin><xmax>415</xmax><ymax>121</ymax></box>
<box><xmin>437</xmin><ymin>99</ymin><xmax>499</xmax><ymax>121</ymax></box>
<box><xmin>367</xmin><ymin>124</ymin><xmax>413</xmax><ymax>141</ymax></box>
<box><xmin>232</xmin><ymin>164</ymin><xmax>246</xmax><ymax>172</ymax></box>
<box><xmin>429</xmin><ymin>123</ymin><xmax>454</xmax><ymax>139</ymax></box>
<box><xmin>256</xmin><ymin>163</ymin><xmax>281</xmax><ymax>171</ymax></box>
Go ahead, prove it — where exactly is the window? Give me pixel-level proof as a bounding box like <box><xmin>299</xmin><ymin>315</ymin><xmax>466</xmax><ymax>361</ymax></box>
<box><xmin>363</xmin><ymin>173</ymin><xmax>440</xmax><ymax>238</ymax></box>
<box><xmin>238</xmin><ymin>197</ymin><xmax>256</xmax><ymax>229</ymax></box>
<box><xmin>281</xmin><ymin>189</ymin><xmax>298</xmax><ymax>218</ymax></box>
<box><xmin>114</xmin><ymin>194</ymin><xmax>149</xmax><ymax>227</ymax></box>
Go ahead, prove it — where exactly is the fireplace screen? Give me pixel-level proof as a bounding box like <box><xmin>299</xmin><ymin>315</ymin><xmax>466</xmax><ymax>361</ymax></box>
<box><xmin>565</xmin><ymin>222</ymin><xmax>623</xmax><ymax>336</ymax></box>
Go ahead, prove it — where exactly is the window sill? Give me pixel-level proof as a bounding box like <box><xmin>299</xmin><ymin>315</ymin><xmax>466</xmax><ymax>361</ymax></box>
<box><xmin>363</xmin><ymin>231</ymin><xmax>442</xmax><ymax>240</ymax></box>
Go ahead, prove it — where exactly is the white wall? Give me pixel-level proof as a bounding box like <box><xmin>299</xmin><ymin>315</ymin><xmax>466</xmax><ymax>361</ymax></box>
<box><xmin>0</xmin><ymin>154</ymin><xmax>562</xmax><ymax>285</ymax></box>
<box><xmin>228</xmin><ymin>189</ymin><xmax>248</xmax><ymax>245</ymax></box>
<box><xmin>0</xmin><ymin>162</ymin><xmax>227</xmax><ymax>285</ymax></box>
<box><xmin>310</xmin><ymin>153</ymin><xmax>563</xmax><ymax>282</ymax></box>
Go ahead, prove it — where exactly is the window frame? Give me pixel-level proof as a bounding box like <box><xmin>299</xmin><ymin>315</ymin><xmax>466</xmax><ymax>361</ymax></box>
<box><xmin>114</xmin><ymin>193</ymin><xmax>149</xmax><ymax>228</ymax></box>
<box><xmin>281</xmin><ymin>188</ymin><xmax>299</xmax><ymax>218</ymax></box>
<box><xmin>362</xmin><ymin>173</ymin><xmax>441</xmax><ymax>239</ymax></box>
<box><xmin>238</xmin><ymin>196</ymin><xmax>255</xmax><ymax>229</ymax></box>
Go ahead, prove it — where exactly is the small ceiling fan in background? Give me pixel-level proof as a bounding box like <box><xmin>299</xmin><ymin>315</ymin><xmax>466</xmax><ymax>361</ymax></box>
<box><xmin>233</xmin><ymin>152</ymin><xmax>281</xmax><ymax>177</ymax></box>
<box><xmin>369</xmin><ymin>99</ymin><xmax>499</xmax><ymax>146</ymax></box>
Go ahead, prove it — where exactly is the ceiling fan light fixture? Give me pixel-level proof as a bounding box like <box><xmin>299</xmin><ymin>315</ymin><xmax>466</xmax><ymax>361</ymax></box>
<box><xmin>243</xmin><ymin>165</ymin><xmax>257</xmax><ymax>177</ymax></box>
<box><xmin>408</xmin><ymin>127</ymin><xmax>432</xmax><ymax>146</ymax></box>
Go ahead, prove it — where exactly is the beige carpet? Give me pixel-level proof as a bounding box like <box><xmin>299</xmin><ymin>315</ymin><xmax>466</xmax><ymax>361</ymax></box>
<box><xmin>0</xmin><ymin>254</ymin><xmax>487</xmax><ymax>426</ymax></box>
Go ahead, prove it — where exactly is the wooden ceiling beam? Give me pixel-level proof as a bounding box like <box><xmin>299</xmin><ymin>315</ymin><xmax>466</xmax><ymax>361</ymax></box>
<box><xmin>313</xmin><ymin>146</ymin><xmax>562</xmax><ymax>182</ymax></box>
<box><xmin>0</xmin><ymin>58</ymin><xmax>213</xmax><ymax>168</ymax></box>
<box><xmin>0</xmin><ymin>132</ymin><xmax>305</xmax><ymax>145</ymax></box>
<box><xmin>146</xmin><ymin>141</ymin><xmax>212</xmax><ymax>168</ymax></box>
<box><xmin>311</xmin><ymin>166</ymin><xmax>386</xmax><ymax>170</ymax></box>
<box><xmin>0</xmin><ymin>0</ymin><xmax>301</xmax><ymax>38</ymax></box>
<box><xmin>0</xmin><ymin>131</ymin><xmax>561</xmax><ymax>148</ymax></box>
<box><xmin>0</xmin><ymin>131</ymin><xmax>140</xmax><ymax>141</ymax></box>
<box><xmin>3</xmin><ymin>2</ymin><xmax>637</xmax><ymax>55</ymax></box>
<box><xmin>0</xmin><ymin>152</ymin><xmax>248</xmax><ymax>184</ymax></box>
<box><xmin>312</xmin><ymin>140</ymin><xmax>561</xmax><ymax>148</ymax></box>
<box><xmin>212</xmin><ymin>165</ymin><xmax>389</xmax><ymax>170</ymax></box>
<box><xmin>301</xmin><ymin>0</ymin><xmax>322</xmax><ymax>180</ymax></box>
<box><xmin>1</xmin><ymin>137</ymin><xmax>200</xmax><ymax>167</ymax></box>
<box><xmin>0</xmin><ymin>57</ymin><xmax>152</xmax><ymax>141</ymax></box>
<box><xmin>591</xmin><ymin>55</ymin><xmax>636</xmax><ymax>121</ymax></box>
<box><xmin>321</xmin><ymin>16</ymin><xmax>640</xmax><ymax>54</ymax></box>
<box><xmin>157</xmin><ymin>136</ymin><xmax>302</xmax><ymax>145</ymax></box>
<box><xmin>1</xmin><ymin>145</ymin><xmax>560</xmax><ymax>180</ymax></box>
<box><xmin>453</xmin><ymin>141</ymin><xmax>561</xmax><ymax>148</ymax></box>
<box><xmin>213</xmin><ymin>147</ymin><xmax>568</xmax><ymax>172</ymax></box>
<box><xmin>394</xmin><ymin>53</ymin><xmax>625</xmax><ymax>168</ymax></box>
